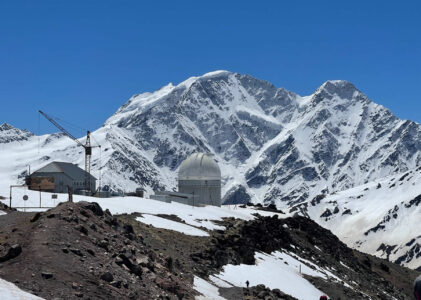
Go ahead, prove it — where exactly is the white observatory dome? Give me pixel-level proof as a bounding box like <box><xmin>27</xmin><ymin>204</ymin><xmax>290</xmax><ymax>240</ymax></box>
<box><xmin>178</xmin><ymin>153</ymin><xmax>221</xmax><ymax>180</ymax></box>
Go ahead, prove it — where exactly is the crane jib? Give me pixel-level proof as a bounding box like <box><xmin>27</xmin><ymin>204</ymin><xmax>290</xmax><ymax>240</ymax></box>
<box><xmin>38</xmin><ymin>110</ymin><xmax>99</xmax><ymax>195</ymax></box>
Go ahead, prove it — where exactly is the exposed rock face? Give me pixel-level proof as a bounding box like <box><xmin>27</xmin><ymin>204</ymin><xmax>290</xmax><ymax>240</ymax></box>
<box><xmin>0</xmin><ymin>123</ymin><xmax>33</xmax><ymax>143</ymax></box>
<box><xmin>2</xmin><ymin>71</ymin><xmax>421</xmax><ymax>206</ymax></box>
<box><xmin>191</xmin><ymin>214</ymin><xmax>417</xmax><ymax>299</ymax></box>
<box><xmin>0</xmin><ymin>244</ymin><xmax>22</xmax><ymax>262</ymax></box>
<box><xmin>222</xmin><ymin>185</ymin><xmax>251</xmax><ymax>205</ymax></box>
<box><xmin>101</xmin><ymin>72</ymin><xmax>421</xmax><ymax>205</ymax></box>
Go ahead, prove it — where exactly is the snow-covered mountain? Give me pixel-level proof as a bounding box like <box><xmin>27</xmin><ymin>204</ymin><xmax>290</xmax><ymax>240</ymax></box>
<box><xmin>292</xmin><ymin>166</ymin><xmax>421</xmax><ymax>269</ymax></box>
<box><xmin>2</xmin><ymin>70</ymin><xmax>421</xmax><ymax>271</ymax></box>
<box><xmin>1</xmin><ymin>71</ymin><xmax>421</xmax><ymax>207</ymax></box>
<box><xmin>0</xmin><ymin>123</ymin><xmax>33</xmax><ymax>143</ymax></box>
<box><xmin>104</xmin><ymin>71</ymin><xmax>421</xmax><ymax>205</ymax></box>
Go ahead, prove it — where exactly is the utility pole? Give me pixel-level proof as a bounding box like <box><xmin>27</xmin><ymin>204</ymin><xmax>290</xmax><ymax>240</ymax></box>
<box><xmin>68</xmin><ymin>186</ymin><xmax>73</xmax><ymax>203</ymax></box>
<box><xmin>39</xmin><ymin>185</ymin><xmax>41</xmax><ymax>208</ymax></box>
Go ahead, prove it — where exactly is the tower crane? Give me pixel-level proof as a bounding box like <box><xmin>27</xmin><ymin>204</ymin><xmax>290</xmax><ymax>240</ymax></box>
<box><xmin>39</xmin><ymin>110</ymin><xmax>100</xmax><ymax>195</ymax></box>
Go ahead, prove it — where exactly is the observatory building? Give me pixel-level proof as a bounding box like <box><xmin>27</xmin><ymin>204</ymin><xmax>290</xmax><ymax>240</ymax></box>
<box><xmin>178</xmin><ymin>153</ymin><xmax>221</xmax><ymax>206</ymax></box>
<box><xmin>151</xmin><ymin>153</ymin><xmax>222</xmax><ymax>207</ymax></box>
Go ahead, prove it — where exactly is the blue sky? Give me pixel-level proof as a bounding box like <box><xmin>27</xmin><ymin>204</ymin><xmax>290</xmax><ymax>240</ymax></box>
<box><xmin>0</xmin><ymin>1</ymin><xmax>420</xmax><ymax>135</ymax></box>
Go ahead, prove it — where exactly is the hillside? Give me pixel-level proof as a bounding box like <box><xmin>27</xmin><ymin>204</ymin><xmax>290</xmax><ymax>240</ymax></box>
<box><xmin>292</xmin><ymin>166</ymin><xmax>421</xmax><ymax>270</ymax></box>
<box><xmin>0</xmin><ymin>197</ymin><xmax>418</xmax><ymax>299</ymax></box>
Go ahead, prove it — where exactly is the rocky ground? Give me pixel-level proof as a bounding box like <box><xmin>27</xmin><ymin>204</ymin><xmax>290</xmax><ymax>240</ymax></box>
<box><xmin>0</xmin><ymin>201</ymin><xmax>16</xmax><ymax>212</ymax></box>
<box><xmin>121</xmin><ymin>208</ymin><xmax>419</xmax><ymax>299</ymax></box>
<box><xmin>0</xmin><ymin>201</ymin><xmax>195</xmax><ymax>299</ymax></box>
<box><xmin>0</xmin><ymin>202</ymin><xmax>418</xmax><ymax>299</ymax></box>
<box><xmin>188</xmin><ymin>214</ymin><xmax>418</xmax><ymax>299</ymax></box>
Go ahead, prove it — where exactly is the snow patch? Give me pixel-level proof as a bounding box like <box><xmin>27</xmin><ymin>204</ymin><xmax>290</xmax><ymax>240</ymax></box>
<box><xmin>136</xmin><ymin>214</ymin><xmax>209</xmax><ymax>237</ymax></box>
<box><xmin>194</xmin><ymin>276</ymin><xmax>227</xmax><ymax>300</ymax></box>
<box><xmin>1</xmin><ymin>191</ymin><xmax>285</xmax><ymax>232</ymax></box>
<box><xmin>211</xmin><ymin>251</ymin><xmax>327</xmax><ymax>300</ymax></box>
<box><xmin>0</xmin><ymin>277</ymin><xmax>44</xmax><ymax>299</ymax></box>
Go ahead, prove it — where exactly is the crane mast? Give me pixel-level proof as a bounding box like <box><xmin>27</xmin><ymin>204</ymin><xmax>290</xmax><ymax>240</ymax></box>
<box><xmin>39</xmin><ymin>110</ymin><xmax>94</xmax><ymax>194</ymax></box>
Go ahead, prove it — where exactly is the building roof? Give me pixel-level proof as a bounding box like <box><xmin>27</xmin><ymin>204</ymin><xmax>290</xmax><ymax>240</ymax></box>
<box><xmin>32</xmin><ymin>161</ymin><xmax>97</xmax><ymax>180</ymax></box>
<box><xmin>178</xmin><ymin>153</ymin><xmax>221</xmax><ymax>180</ymax></box>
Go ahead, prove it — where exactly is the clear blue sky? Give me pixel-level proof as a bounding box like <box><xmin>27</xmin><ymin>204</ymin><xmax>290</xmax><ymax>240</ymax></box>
<box><xmin>0</xmin><ymin>0</ymin><xmax>420</xmax><ymax>136</ymax></box>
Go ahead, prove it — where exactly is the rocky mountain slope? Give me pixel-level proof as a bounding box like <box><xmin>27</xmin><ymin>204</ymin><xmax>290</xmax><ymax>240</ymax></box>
<box><xmin>0</xmin><ymin>201</ymin><xmax>195</xmax><ymax>299</ymax></box>
<box><xmin>292</xmin><ymin>166</ymin><xmax>421</xmax><ymax>270</ymax></box>
<box><xmin>1</xmin><ymin>71</ymin><xmax>420</xmax><ymax>207</ymax></box>
<box><xmin>0</xmin><ymin>199</ymin><xmax>417</xmax><ymax>299</ymax></box>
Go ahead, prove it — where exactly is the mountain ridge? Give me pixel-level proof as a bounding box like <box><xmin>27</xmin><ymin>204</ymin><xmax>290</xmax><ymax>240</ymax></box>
<box><xmin>1</xmin><ymin>71</ymin><xmax>420</xmax><ymax>206</ymax></box>
<box><xmin>2</xmin><ymin>71</ymin><xmax>421</xmax><ymax>269</ymax></box>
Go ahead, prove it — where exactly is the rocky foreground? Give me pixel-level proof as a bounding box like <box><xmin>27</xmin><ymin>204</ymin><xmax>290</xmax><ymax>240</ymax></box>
<box><xmin>0</xmin><ymin>202</ymin><xmax>194</xmax><ymax>299</ymax></box>
<box><xmin>0</xmin><ymin>201</ymin><xmax>418</xmax><ymax>299</ymax></box>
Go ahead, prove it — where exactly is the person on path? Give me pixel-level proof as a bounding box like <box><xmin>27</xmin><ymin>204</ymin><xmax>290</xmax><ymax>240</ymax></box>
<box><xmin>246</xmin><ymin>280</ymin><xmax>249</xmax><ymax>288</ymax></box>
<box><xmin>414</xmin><ymin>274</ymin><xmax>421</xmax><ymax>299</ymax></box>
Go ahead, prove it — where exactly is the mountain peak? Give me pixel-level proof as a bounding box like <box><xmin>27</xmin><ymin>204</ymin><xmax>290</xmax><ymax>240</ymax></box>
<box><xmin>177</xmin><ymin>70</ymin><xmax>232</xmax><ymax>89</ymax></box>
<box><xmin>201</xmin><ymin>70</ymin><xmax>231</xmax><ymax>77</ymax></box>
<box><xmin>0</xmin><ymin>123</ymin><xmax>34</xmax><ymax>143</ymax></box>
<box><xmin>0</xmin><ymin>123</ymin><xmax>14</xmax><ymax>131</ymax></box>
<box><xmin>323</xmin><ymin>79</ymin><xmax>352</xmax><ymax>85</ymax></box>
<box><xmin>313</xmin><ymin>80</ymin><xmax>362</xmax><ymax>101</ymax></box>
<box><xmin>319</xmin><ymin>79</ymin><xmax>356</xmax><ymax>91</ymax></box>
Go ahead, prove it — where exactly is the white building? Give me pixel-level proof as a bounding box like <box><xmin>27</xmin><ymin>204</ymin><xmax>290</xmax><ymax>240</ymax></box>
<box><xmin>178</xmin><ymin>153</ymin><xmax>221</xmax><ymax>206</ymax></box>
<box><xmin>151</xmin><ymin>152</ymin><xmax>222</xmax><ymax>207</ymax></box>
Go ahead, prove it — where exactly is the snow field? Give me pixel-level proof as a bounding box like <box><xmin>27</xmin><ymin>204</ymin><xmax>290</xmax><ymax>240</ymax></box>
<box><xmin>209</xmin><ymin>251</ymin><xmax>327</xmax><ymax>300</ymax></box>
<box><xmin>1</xmin><ymin>189</ymin><xmax>286</xmax><ymax>232</ymax></box>
<box><xmin>304</xmin><ymin>168</ymin><xmax>421</xmax><ymax>268</ymax></box>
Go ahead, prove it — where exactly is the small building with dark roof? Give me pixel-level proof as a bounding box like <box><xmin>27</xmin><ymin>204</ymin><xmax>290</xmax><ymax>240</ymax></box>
<box><xmin>26</xmin><ymin>161</ymin><xmax>96</xmax><ymax>194</ymax></box>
